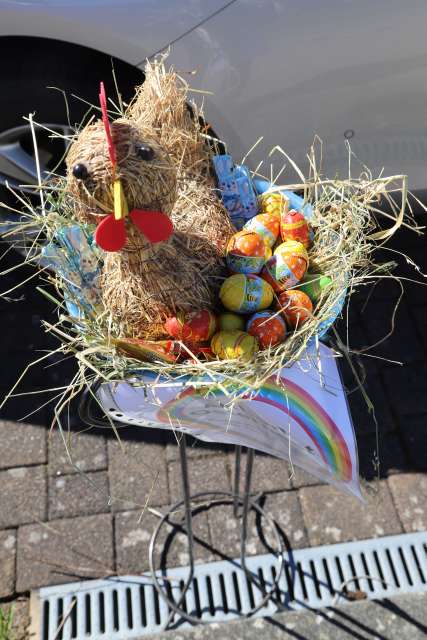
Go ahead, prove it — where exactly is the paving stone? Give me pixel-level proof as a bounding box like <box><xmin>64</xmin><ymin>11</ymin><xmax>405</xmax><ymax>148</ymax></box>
<box><xmin>166</xmin><ymin>436</ymin><xmax>231</xmax><ymax>463</ymax></box>
<box><xmin>383</xmin><ymin>363</ymin><xmax>427</xmax><ymax>417</ymax></box>
<box><xmin>290</xmin><ymin>467</ymin><xmax>325</xmax><ymax>488</ymax></box>
<box><xmin>0</xmin><ymin>420</ymin><xmax>46</xmax><ymax>469</ymax></box>
<box><xmin>0</xmin><ymin>598</ymin><xmax>30</xmax><ymax>640</ymax></box>
<box><xmin>0</xmin><ymin>385</ymin><xmax>49</xmax><ymax>425</ymax></box>
<box><xmin>388</xmin><ymin>473</ymin><xmax>427</xmax><ymax>533</ymax></box>
<box><xmin>0</xmin><ymin>529</ymin><xmax>16</xmax><ymax>597</ymax></box>
<box><xmin>357</xmin><ymin>431</ymin><xmax>408</xmax><ymax>480</ymax></box>
<box><xmin>232</xmin><ymin>453</ymin><xmax>292</xmax><ymax>493</ymax></box>
<box><xmin>361</xmin><ymin>300</ymin><xmax>424</xmax><ymax>365</ymax></box>
<box><xmin>412</xmin><ymin>305</ymin><xmax>427</xmax><ymax>350</ymax></box>
<box><xmin>405</xmin><ymin>278</ymin><xmax>427</xmax><ymax>306</ymax></box>
<box><xmin>400</xmin><ymin>413</ymin><xmax>427</xmax><ymax>472</ymax></box>
<box><xmin>48</xmin><ymin>470</ymin><xmax>110</xmax><ymax>519</ymax></box>
<box><xmin>0</xmin><ymin>466</ymin><xmax>47</xmax><ymax>527</ymax></box>
<box><xmin>208</xmin><ymin>490</ymin><xmax>307</xmax><ymax>559</ymax></box>
<box><xmin>140</xmin><ymin>593</ymin><xmax>427</xmax><ymax>640</ymax></box>
<box><xmin>299</xmin><ymin>481</ymin><xmax>402</xmax><ymax>546</ymax></box>
<box><xmin>48</xmin><ymin>428</ymin><xmax>107</xmax><ymax>476</ymax></box>
<box><xmin>115</xmin><ymin>507</ymin><xmax>212</xmax><ymax>574</ymax></box>
<box><xmin>108</xmin><ymin>439</ymin><xmax>168</xmax><ymax>511</ymax></box>
<box><xmin>264</xmin><ymin>491</ymin><xmax>308</xmax><ymax>548</ymax></box>
<box><xmin>17</xmin><ymin>514</ymin><xmax>113</xmax><ymax>591</ymax></box>
<box><xmin>168</xmin><ymin>455</ymin><xmax>230</xmax><ymax>504</ymax></box>
<box><xmin>346</xmin><ymin>374</ymin><xmax>396</xmax><ymax>434</ymax></box>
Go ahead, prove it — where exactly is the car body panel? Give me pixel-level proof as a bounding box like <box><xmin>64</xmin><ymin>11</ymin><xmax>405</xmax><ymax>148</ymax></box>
<box><xmin>0</xmin><ymin>0</ymin><xmax>232</xmax><ymax>65</ymax></box>
<box><xmin>165</xmin><ymin>0</ymin><xmax>427</xmax><ymax>188</ymax></box>
<box><xmin>1</xmin><ymin>0</ymin><xmax>427</xmax><ymax>187</ymax></box>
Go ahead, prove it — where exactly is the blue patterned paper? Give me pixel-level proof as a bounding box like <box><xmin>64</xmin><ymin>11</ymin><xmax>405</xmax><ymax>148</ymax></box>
<box><xmin>41</xmin><ymin>225</ymin><xmax>103</xmax><ymax>319</ymax></box>
<box><xmin>212</xmin><ymin>154</ymin><xmax>258</xmax><ymax>228</ymax></box>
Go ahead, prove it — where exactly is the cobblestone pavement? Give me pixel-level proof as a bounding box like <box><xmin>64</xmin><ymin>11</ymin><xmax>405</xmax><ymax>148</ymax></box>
<box><xmin>0</xmin><ymin>217</ymin><xmax>426</xmax><ymax>635</ymax></box>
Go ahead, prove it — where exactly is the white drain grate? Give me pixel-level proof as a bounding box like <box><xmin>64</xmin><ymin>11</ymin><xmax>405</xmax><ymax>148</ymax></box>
<box><xmin>31</xmin><ymin>531</ymin><xmax>427</xmax><ymax>639</ymax></box>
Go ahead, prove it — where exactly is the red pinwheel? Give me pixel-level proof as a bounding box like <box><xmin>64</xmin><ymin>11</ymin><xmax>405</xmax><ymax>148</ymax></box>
<box><xmin>94</xmin><ymin>82</ymin><xmax>173</xmax><ymax>252</ymax></box>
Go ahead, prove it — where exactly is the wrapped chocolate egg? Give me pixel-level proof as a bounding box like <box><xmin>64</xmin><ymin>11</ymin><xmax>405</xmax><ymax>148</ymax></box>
<box><xmin>258</xmin><ymin>192</ymin><xmax>289</xmax><ymax>219</ymax></box>
<box><xmin>281</xmin><ymin>209</ymin><xmax>311</xmax><ymax>248</ymax></box>
<box><xmin>244</xmin><ymin>213</ymin><xmax>280</xmax><ymax>248</ymax></box>
<box><xmin>220</xmin><ymin>273</ymin><xmax>274</xmax><ymax>314</ymax></box>
<box><xmin>165</xmin><ymin>309</ymin><xmax>218</xmax><ymax>342</ymax></box>
<box><xmin>299</xmin><ymin>273</ymin><xmax>332</xmax><ymax>303</ymax></box>
<box><xmin>277</xmin><ymin>289</ymin><xmax>313</xmax><ymax>328</ymax></box>
<box><xmin>211</xmin><ymin>330</ymin><xmax>258</xmax><ymax>362</ymax></box>
<box><xmin>261</xmin><ymin>240</ymin><xmax>308</xmax><ymax>292</ymax></box>
<box><xmin>226</xmin><ymin>230</ymin><xmax>267</xmax><ymax>274</ymax></box>
<box><xmin>247</xmin><ymin>311</ymin><xmax>286</xmax><ymax>349</ymax></box>
<box><xmin>219</xmin><ymin>312</ymin><xmax>246</xmax><ymax>331</ymax></box>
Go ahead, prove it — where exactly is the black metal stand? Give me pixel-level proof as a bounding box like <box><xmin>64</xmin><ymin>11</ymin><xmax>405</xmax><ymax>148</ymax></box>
<box><xmin>79</xmin><ymin>384</ymin><xmax>285</xmax><ymax>627</ymax></box>
<box><xmin>148</xmin><ymin>436</ymin><xmax>285</xmax><ymax>627</ymax></box>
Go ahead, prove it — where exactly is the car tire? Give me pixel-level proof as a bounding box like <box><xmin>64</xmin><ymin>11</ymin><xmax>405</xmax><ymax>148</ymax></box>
<box><xmin>0</xmin><ymin>36</ymin><xmax>144</xmax><ymax>222</ymax></box>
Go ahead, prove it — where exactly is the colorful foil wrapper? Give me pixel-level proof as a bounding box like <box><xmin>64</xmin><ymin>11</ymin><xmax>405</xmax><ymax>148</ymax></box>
<box><xmin>226</xmin><ymin>252</ymin><xmax>265</xmax><ymax>274</ymax></box>
<box><xmin>41</xmin><ymin>225</ymin><xmax>103</xmax><ymax>318</ymax></box>
<box><xmin>212</xmin><ymin>154</ymin><xmax>258</xmax><ymax>229</ymax></box>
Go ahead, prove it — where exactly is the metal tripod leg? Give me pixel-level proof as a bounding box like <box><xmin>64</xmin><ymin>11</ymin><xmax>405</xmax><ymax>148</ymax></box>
<box><xmin>233</xmin><ymin>445</ymin><xmax>242</xmax><ymax>518</ymax></box>
<box><xmin>240</xmin><ymin>447</ymin><xmax>255</xmax><ymax>570</ymax></box>
<box><xmin>179</xmin><ymin>433</ymin><xmax>195</xmax><ymax>578</ymax></box>
<box><xmin>150</xmin><ymin>441</ymin><xmax>285</xmax><ymax>625</ymax></box>
<box><xmin>164</xmin><ymin>433</ymin><xmax>194</xmax><ymax>626</ymax></box>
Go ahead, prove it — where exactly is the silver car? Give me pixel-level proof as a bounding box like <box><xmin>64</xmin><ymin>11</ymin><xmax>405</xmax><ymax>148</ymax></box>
<box><xmin>1</xmin><ymin>0</ymin><xmax>427</xmax><ymax>202</ymax></box>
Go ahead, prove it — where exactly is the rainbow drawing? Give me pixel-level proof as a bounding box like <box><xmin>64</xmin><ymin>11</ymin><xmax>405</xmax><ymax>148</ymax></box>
<box><xmin>158</xmin><ymin>375</ymin><xmax>352</xmax><ymax>482</ymax></box>
<box><xmin>246</xmin><ymin>377</ymin><xmax>352</xmax><ymax>481</ymax></box>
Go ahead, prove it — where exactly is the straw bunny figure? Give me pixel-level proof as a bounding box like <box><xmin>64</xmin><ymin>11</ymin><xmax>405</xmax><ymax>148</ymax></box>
<box><xmin>65</xmin><ymin>87</ymin><xmax>230</xmax><ymax>340</ymax></box>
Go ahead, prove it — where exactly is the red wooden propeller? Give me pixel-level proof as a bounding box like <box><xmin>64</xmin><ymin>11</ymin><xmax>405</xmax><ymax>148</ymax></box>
<box><xmin>95</xmin><ymin>210</ymin><xmax>173</xmax><ymax>252</ymax></box>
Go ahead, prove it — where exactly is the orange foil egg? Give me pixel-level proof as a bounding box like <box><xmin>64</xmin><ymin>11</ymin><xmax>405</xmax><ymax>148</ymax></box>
<box><xmin>226</xmin><ymin>230</ymin><xmax>267</xmax><ymax>274</ymax></box>
<box><xmin>261</xmin><ymin>240</ymin><xmax>308</xmax><ymax>292</ymax></box>
<box><xmin>244</xmin><ymin>213</ymin><xmax>280</xmax><ymax>248</ymax></box>
<box><xmin>277</xmin><ymin>290</ymin><xmax>313</xmax><ymax>328</ymax></box>
<box><xmin>246</xmin><ymin>311</ymin><xmax>287</xmax><ymax>349</ymax></box>
<box><xmin>281</xmin><ymin>209</ymin><xmax>311</xmax><ymax>248</ymax></box>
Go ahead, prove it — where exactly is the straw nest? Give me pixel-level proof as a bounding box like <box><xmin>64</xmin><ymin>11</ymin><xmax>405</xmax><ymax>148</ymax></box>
<box><xmin>7</xmin><ymin>159</ymin><xmax>417</xmax><ymax>400</ymax></box>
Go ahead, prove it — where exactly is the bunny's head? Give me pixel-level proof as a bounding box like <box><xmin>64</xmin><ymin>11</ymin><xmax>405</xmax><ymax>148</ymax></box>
<box><xmin>66</xmin><ymin>113</ymin><xmax>177</xmax><ymax>252</ymax></box>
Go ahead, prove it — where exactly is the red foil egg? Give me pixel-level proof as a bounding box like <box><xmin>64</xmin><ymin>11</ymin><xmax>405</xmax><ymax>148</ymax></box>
<box><xmin>165</xmin><ymin>309</ymin><xmax>218</xmax><ymax>342</ymax></box>
<box><xmin>246</xmin><ymin>311</ymin><xmax>287</xmax><ymax>349</ymax></box>
<box><xmin>280</xmin><ymin>209</ymin><xmax>311</xmax><ymax>248</ymax></box>
<box><xmin>277</xmin><ymin>290</ymin><xmax>313</xmax><ymax>328</ymax></box>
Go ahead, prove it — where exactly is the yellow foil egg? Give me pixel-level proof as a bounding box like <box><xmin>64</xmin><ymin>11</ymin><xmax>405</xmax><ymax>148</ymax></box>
<box><xmin>258</xmin><ymin>192</ymin><xmax>289</xmax><ymax>219</ymax></box>
<box><xmin>219</xmin><ymin>313</ymin><xmax>246</xmax><ymax>331</ymax></box>
<box><xmin>220</xmin><ymin>274</ymin><xmax>274</xmax><ymax>314</ymax></box>
<box><xmin>211</xmin><ymin>330</ymin><xmax>259</xmax><ymax>361</ymax></box>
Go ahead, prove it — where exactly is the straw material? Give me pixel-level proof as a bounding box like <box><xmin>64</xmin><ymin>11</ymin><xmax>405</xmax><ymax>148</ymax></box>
<box><xmin>128</xmin><ymin>55</ymin><xmax>235</xmax><ymax>248</ymax></box>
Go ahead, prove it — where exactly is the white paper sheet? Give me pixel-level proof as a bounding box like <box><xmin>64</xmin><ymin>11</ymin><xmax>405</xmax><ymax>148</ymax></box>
<box><xmin>98</xmin><ymin>343</ymin><xmax>361</xmax><ymax>498</ymax></box>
